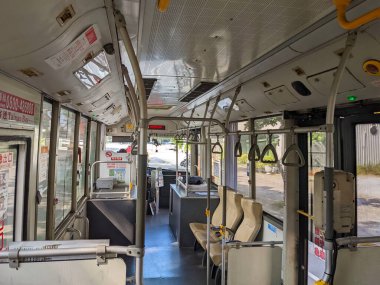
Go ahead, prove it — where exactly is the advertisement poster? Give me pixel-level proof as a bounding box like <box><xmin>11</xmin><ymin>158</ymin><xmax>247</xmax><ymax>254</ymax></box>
<box><xmin>0</xmin><ymin>170</ymin><xmax>9</xmax><ymax>251</ymax></box>
<box><xmin>213</xmin><ymin>161</ymin><xmax>220</xmax><ymax>178</ymax></box>
<box><xmin>38</xmin><ymin>146</ymin><xmax>49</xmax><ymax>185</ymax></box>
<box><xmin>0</xmin><ymin>91</ymin><xmax>35</xmax><ymax>126</ymax></box>
<box><xmin>109</xmin><ymin>168</ymin><xmax>126</xmax><ymax>183</ymax></box>
<box><xmin>155</xmin><ymin>169</ymin><xmax>164</xmax><ymax>188</ymax></box>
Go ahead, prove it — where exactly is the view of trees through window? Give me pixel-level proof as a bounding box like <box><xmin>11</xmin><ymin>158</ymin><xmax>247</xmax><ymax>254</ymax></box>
<box><xmin>254</xmin><ymin>116</ymin><xmax>285</xmax><ymax>220</ymax></box>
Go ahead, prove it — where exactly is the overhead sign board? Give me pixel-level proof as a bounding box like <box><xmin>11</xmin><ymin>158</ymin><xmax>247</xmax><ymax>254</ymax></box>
<box><xmin>148</xmin><ymin>124</ymin><xmax>165</xmax><ymax>130</ymax></box>
<box><xmin>0</xmin><ymin>91</ymin><xmax>35</xmax><ymax>126</ymax></box>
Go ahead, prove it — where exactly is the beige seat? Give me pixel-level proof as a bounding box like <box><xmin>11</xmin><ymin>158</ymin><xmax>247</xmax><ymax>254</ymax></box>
<box><xmin>209</xmin><ymin>198</ymin><xmax>263</xmax><ymax>266</ymax></box>
<box><xmin>192</xmin><ymin>188</ymin><xmax>243</xmax><ymax>250</ymax></box>
<box><xmin>189</xmin><ymin>186</ymin><xmax>224</xmax><ymax>235</ymax></box>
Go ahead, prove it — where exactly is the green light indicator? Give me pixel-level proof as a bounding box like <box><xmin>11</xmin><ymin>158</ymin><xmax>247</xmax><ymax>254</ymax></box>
<box><xmin>347</xmin><ymin>95</ymin><xmax>357</xmax><ymax>102</ymax></box>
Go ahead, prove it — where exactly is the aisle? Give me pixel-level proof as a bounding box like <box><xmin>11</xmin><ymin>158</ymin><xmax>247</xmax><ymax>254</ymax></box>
<box><xmin>144</xmin><ymin>209</ymin><xmax>207</xmax><ymax>285</ymax></box>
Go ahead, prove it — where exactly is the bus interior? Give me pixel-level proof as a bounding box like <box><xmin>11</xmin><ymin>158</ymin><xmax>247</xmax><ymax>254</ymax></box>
<box><xmin>0</xmin><ymin>0</ymin><xmax>380</xmax><ymax>284</ymax></box>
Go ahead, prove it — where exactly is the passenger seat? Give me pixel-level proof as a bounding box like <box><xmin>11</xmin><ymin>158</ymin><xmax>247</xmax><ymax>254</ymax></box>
<box><xmin>209</xmin><ymin>198</ymin><xmax>263</xmax><ymax>267</ymax></box>
<box><xmin>189</xmin><ymin>186</ymin><xmax>223</xmax><ymax>236</ymax></box>
<box><xmin>191</xmin><ymin>188</ymin><xmax>243</xmax><ymax>250</ymax></box>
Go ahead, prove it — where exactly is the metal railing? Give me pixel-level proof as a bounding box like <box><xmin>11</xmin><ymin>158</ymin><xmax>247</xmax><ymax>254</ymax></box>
<box><xmin>0</xmin><ymin>244</ymin><xmax>142</xmax><ymax>269</ymax></box>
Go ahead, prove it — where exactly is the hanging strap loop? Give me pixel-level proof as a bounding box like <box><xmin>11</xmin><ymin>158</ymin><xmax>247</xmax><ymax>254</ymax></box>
<box><xmin>248</xmin><ymin>134</ymin><xmax>260</xmax><ymax>162</ymax></box>
<box><xmin>234</xmin><ymin>134</ymin><xmax>242</xmax><ymax>157</ymax></box>
<box><xmin>260</xmin><ymin>134</ymin><xmax>278</xmax><ymax>163</ymax></box>
<box><xmin>212</xmin><ymin>135</ymin><xmax>223</xmax><ymax>154</ymax></box>
<box><xmin>282</xmin><ymin>144</ymin><xmax>305</xmax><ymax>167</ymax></box>
<box><xmin>282</xmin><ymin>131</ymin><xmax>305</xmax><ymax>167</ymax></box>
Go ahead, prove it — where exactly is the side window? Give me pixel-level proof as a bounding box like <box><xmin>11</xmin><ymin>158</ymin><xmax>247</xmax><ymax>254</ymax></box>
<box><xmin>55</xmin><ymin>108</ymin><xmax>76</xmax><ymax>227</ymax></box>
<box><xmin>211</xmin><ymin>137</ymin><xmax>224</xmax><ymax>185</ymax></box>
<box><xmin>88</xmin><ymin>121</ymin><xmax>98</xmax><ymax>188</ymax></box>
<box><xmin>77</xmin><ymin>117</ymin><xmax>88</xmax><ymax>201</ymax></box>
<box><xmin>36</xmin><ymin>101</ymin><xmax>52</xmax><ymax>239</ymax></box>
<box><xmin>236</xmin><ymin>121</ymin><xmax>250</xmax><ymax>197</ymax></box>
<box><xmin>254</xmin><ymin>116</ymin><xmax>285</xmax><ymax>220</ymax></box>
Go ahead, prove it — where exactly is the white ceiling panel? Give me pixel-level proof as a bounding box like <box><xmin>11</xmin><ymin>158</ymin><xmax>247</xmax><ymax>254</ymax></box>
<box><xmin>137</xmin><ymin>0</ymin><xmax>336</xmax><ymax>118</ymax></box>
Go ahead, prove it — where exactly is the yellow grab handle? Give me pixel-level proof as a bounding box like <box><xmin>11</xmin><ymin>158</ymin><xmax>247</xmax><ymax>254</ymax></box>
<box><xmin>314</xmin><ymin>280</ymin><xmax>329</xmax><ymax>285</ymax></box>
<box><xmin>157</xmin><ymin>0</ymin><xmax>170</xmax><ymax>12</ymax></box>
<box><xmin>334</xmin><ymin>0</ymin><xmax>380</xmax><ymax>30</ymax></box>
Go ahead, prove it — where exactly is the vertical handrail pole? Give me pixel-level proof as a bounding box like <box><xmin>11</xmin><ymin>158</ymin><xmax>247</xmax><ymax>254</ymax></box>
<box><xmin>116</xmin><ymin>11</ymin><xmax>148</xmax><ymax>285</ymax></box>
<box><xmin>206</xmin><ymin>137</ymin><xmax>212</xmax><ymax>285</ymax></box>
<box><xmin>318</xmin><ymin>32</ymin><xmax>356</xmax><ymax>285</ymax></box>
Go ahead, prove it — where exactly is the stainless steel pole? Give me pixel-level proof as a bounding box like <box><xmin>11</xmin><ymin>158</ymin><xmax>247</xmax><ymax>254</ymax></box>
<box><xmin>319</xmin><ymin>32</ymin><xmax>357</xmax><ymax>285</ymax></box>
<box><xmin>116</xmin><ymin>11</ymin><xmax>148</xmax><ymax>285</ymax></box>
<box><xmin>206</xmin><ymin>137</ymin><xmax>212</xmax><ymax>285</ymax></box>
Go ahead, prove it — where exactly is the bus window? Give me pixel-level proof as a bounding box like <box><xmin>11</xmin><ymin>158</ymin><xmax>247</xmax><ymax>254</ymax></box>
<box><xmin>237</xmin><ymin>121</ymin><xmax>250</xmax><ymax>197</ymax></box>
<box><xmin>36</xmin><ymin>101</ymin><xmax>52</xmax><ymax>240</ymax></box>
<box><xmin>212</xmin><ymin>137</ymin><xmax>224</xmax><ymax>185</ymax></box>
<box><xmin>55</xmin><ymin>108</ymin><xmax>76</xmax><ymax>227</ymax></box>
<box><xmin>356</xmin><ymin>124</ymin><xmax>380</xmax><ymax>237</ymax></box>
<box><xmin>254</xmin><ymin>116</ymin><xmax>285</xmax><ymax>220</ymax></box>
<box><xmin>77</xmin><ymin>117</ymin><xmax>88</xmax><ymax>201</ymax></box>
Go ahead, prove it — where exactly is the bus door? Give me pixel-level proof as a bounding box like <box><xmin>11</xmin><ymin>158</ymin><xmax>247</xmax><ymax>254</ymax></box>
<box><xmin>0</xmin><ymin>140</ymin><xmax>28</xmax><ymax>251</ymax></box>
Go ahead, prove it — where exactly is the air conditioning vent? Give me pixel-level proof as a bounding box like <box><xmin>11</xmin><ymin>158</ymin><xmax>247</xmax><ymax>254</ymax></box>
<box><xmin>92</xmin><ymin>93</ymin><xmax>110</xmax><ymax>108</ymax></box>
<box><xmin>111</xmin><ymin>105</ymin><xmax>121</xmax><ymax>115</ymax></box>
<box><xmin>179</xmin><ymin>82</ymin><xmax>218</xmax><ymax>103</ymax></box>
<box><xmin>56</xmin><ymin>90</ymin><xmax>71</xmax><ymax>96</ymax></box>
<box><xmin>103</xmin><ymin>104</ymin><xmax>115</xmax><ymax>115</ymax></box>
<box><xmin>19</xmin><ymin>68</ymin><xmax>43</xmax><ymax>77</ymax></box>
<box><xmin>56</xmin><ymin>5</ymin><xmax>75</xmax><ymax>26</ymax></box>
<box><xmin>143</xmin><ymin>78</ymin><xmax>157</xmax><ymax>100</ymax></box>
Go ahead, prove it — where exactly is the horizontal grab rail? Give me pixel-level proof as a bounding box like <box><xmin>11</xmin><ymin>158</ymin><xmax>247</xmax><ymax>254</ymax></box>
<box><xmin>336</xmin><ymin>236</ymin><xmax>380</xmax><ymax>246</ymax></box>
<box><xmin>0</xmin><ymin>245</ymin><xmax>142</xmax><ymax>260</ymax></box>
<box><xmin>226</xmin><ymin>241</ymin><xmax>283</xmax><ymax>248</ymax></box>
<box><xmin>334</xmin><ymin>0</ymin><xmax>380</xmax><ymax>30</ymax></box>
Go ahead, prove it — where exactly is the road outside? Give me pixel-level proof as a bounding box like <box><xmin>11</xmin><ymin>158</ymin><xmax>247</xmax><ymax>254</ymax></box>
<box><xmin>237</xmin><ymin>165</ymin><xmax>284</xmax><ymax>220</ymax></box>
<box><xmin>357</xmin><ymin>174</ymin><xmax>380</xmax><ymax>236</ymax></box>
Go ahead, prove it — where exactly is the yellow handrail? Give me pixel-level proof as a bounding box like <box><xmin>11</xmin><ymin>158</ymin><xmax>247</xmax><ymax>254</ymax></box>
<box><xmin>334</xmin><ymin>0</ymin><xmax>380</xmax><ymax>30</ymax></box>
<box><xmin>157</xmin><ymin>0</ymin><xmax>170</xmax><ymax>12</ymax></box>
<box><xmin>297</xmin><ymin>210</ymin><xmax>314</xmax><ymax>220</ymax></box>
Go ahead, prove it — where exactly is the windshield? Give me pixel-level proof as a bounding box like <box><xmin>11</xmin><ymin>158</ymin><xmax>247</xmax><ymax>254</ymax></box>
<box><xmin>147</xmin><ymin>136</ymin><xmax>187</xmax><ymax>171</ymax></box>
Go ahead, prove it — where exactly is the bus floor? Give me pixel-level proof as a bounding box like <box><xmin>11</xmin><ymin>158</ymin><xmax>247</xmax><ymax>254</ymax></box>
<box><xmin>143</xmin><ymin>209</ymin><xmax>207</xmax><ymax>285</ymax></box>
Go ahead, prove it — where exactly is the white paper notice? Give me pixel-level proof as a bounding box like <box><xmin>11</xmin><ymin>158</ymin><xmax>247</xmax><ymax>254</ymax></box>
<box><xmin>45</xmin><ymin>25</ymin><xmax>101</xmax><ymax>70</ymax></box>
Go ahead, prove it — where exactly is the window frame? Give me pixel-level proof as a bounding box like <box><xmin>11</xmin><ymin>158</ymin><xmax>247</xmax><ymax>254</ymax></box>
<box><xmin>37</xmin><ymin>95</ymin><xmax>100</xmax><ymax>239</ymax></box>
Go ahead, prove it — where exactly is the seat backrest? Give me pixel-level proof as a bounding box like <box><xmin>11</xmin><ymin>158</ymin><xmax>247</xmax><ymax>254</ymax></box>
<box><xmin>211</xmin><ymin>186</ymin><xmax>223</xmax><ymax>226</ymax></box>
<box><xmin>234</xmin><ymin>198</ymin><xmax>263</xmax><ymax>242</ymax></box>
<box><xmin>226</xmin><ymin>190</ymin><xmax>243</xmax><ymax>231</ymax></box>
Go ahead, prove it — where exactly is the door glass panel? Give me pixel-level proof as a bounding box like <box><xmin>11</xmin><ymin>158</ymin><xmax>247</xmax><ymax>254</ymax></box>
<box><xmin>356</xmin><ymin>124</ymin><xmax>380</xmax><ymax>236</ymax></box>
<box><xmin>0</xmin><ymin>146</ymin><xmax>17</xmax><ymax>250</ymax></box>
<box><xmin>89</xmin><ymin>121</ymin><xmax>98</xmax><ymax>187</ymax></box>
<box><xmin>307</xmin><ymin>132</ymin><xmax>326</xmax><ymax>284</ymax></box>
<box><xmin>77</xmin><ymin>117</ymin><xmax>88</xmax><ymax>201</ymax></box>
<box><xmin>55</xmin><ymin>109</ymin><xmax>76</xmax><ymax>227</ymax></box>
<box><xmin>37</xmin><ymin>101</ymin><xmax>52</xmax><ymax>240</ymax></box>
